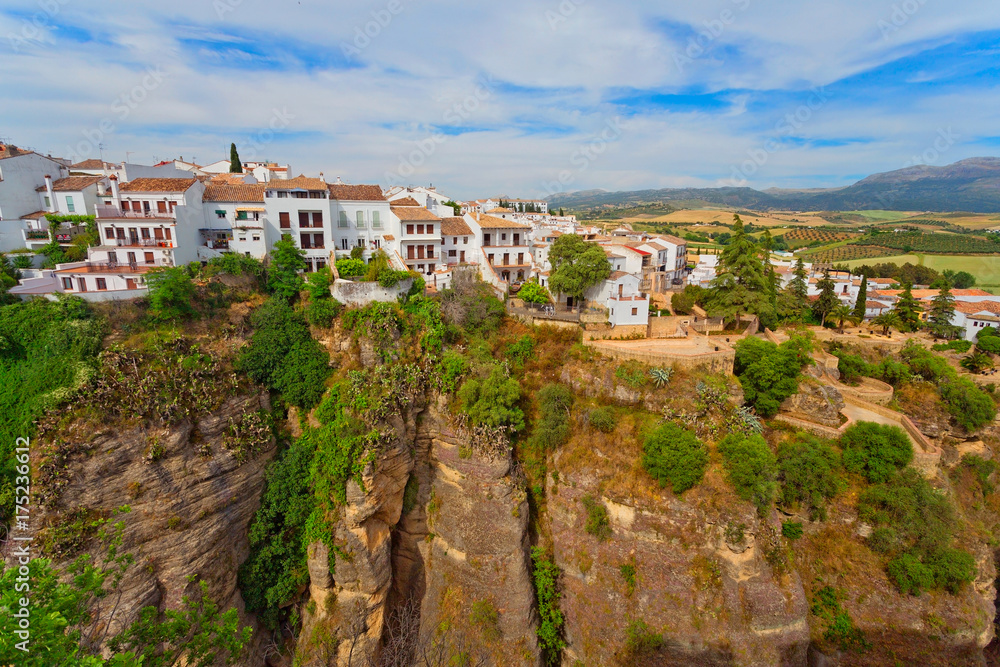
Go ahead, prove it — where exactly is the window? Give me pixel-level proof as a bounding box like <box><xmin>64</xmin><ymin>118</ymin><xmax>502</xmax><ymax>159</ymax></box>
<box><xmin>453</xmin><ymin>237</ymin><xmax>458</xmax><ymax>244</ymax></box>
<box><xmin>299</xmin><ymin>211</ymin><xmax>310</xmax><ymax>227</ymax></box>
<box><xmin>341</xmin><ymin>238</ymin><xmax>348</xmax><ymax>250</ymax></box>
<box><xmin>372</xmin><ymin>211</ymin><xmax>382</xmax><ymax>229</ymax></box>
<box><xmin>61</xmin><ymin>277</ymin><xmax>72</xmax><ymax>290</ymax></box>
<box><xmin>406</xmin><ymin>224</ymin><xmax>414</xmax><ymax>235</ymax></box>
<box><xmin>154</xmin><ymin>228</ymin><xmax>163</xmax><ymax>240</ymax></box>
<box><xmin>631</xmin><ymin>308</ymin><xmax>638</xmax><ymax>316</ymax></box>
<box><xmin>463</xmin><ymin>236</ymin><xmax>468</xmax><ymax>244</ymax></box>
<box><xmin>66</xmin><ymin>196</ymin><xmax>75</xmax><ymax>212</ymax></box>
<box><xmin>449</xmin><ymin>249</ymin><xmax>457</xmax><ymax>257</ymax></box>
<box><xmin>44</xmin><ymin>196</ymin><xmax>50</xmax><ymax>208</ymax></box>
<box><xmin>501</xmin><ymin>233</ymin><xmax>507</xmax><ymax>241</ymax></box>
<box><xmin>96</xmin><ymin>278</ymin><xmax>107</xmax><ymax>290</ymax></box>
<box><xmin>417</xmin><ymin>224</ymin><xmax>424</xmax><ymax>235</ymax></box>
<box><xmin>312</xmin><ymin>211</ymin><xmax>322</xmax><ymax>227</ymax></box>
<box><xmin>372</xmin><ymin>239</ymin><xmax>381</xmax><ymax>249</ymax></box>
<box><xmin>313</xmin><ymin>233</ymin><xmax>324</xmax><ymax>248</ymax></box>
<box><xmin>141</xmin><ymin>228</ymin><xmax>150</xmax><ymax>239</ymax></box>
<box><xmin>339</xmin><ymin>211</ymin><xmax>349</xmax><ymax>228</ymax></box>
<box><xmin>105</xmin><ymin>227</ymin><xmax>115</xmax><ymax>239</ymax></box>
<box><xmin>77</xmin><ymin>277</ymin><xmax>86</xmax><ymax>292</ymax></box>
<box><xmin>300</xmin><ymin>233</ymin><xmax>312</xmax><ymax>249</ymax></box>
<box><xmin>356</xmin><ymin>211</ymin><xmax>365</xmax><ymax>228</ymax></box>
<box><xmin>164</xmin><ymin>228</ymin><xmax>171</xmax><ymax>240</ymax></box>
<box><xmin>238</xmin><ymin>235</ymin><xmax>247</xmax><ymax>242</ymax></box>
<box><xmin>252</xmin><ymin>235</ymin><xmax>260</xmax><ymax>242</ymax></box>
<box><xmin>280</xmin><ymin>212</ymin><xmax>290</xmax><ymax>229</ymax></box>
<box><xmin>356</xmin><ymin>238</ymin><xmax>365</xmax><ymax>248</ymax></box>
<box><xmin>277</xmin><ymin>191</ymin><xmax>288</xmax><ymax>198</ymax></box>
<box><xmin>157</xmin><ymin>201</ymin><xmax>167</xmax><ymax>213</ymax></box>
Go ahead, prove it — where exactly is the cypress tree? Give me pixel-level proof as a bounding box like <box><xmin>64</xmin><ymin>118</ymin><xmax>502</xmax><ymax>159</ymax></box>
<box><xmin>853</xmin><ymin>274</ymin><xmax>868</xmax><ymax>321</ymax></box>
<box><xmin>928</xmin><ymin>280</ymin><xmax>957</xmax><ymax>338</ymax></box>
<box><xmin>229</xmin><ymin>143</ymin><xmax>243</xmax><ymax>173</ymax></box>
<box><xmin>708</xmin><ymin>214</ymin><xmax>772</xmax><ymax>326</ymax></box>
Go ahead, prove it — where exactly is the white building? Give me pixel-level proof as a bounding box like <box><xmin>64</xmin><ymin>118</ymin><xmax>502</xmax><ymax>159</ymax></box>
<box><xmin>202</xmin><ymin>183</ymin><xmax>268</xmax><ymax>258</ymax></box>
<box><xmin>391</xmin><ymin>199</ymin><xmax>442</xmax><ymax>275</ymax></box>
<box><xmin>466</xmin><ymin>212</ymin><xmax>533</xmax><ymax>285</ymax></box>
<box><xmin>585</xmin><ymin>271</ymin><xmax>649</xmax><ymax>327</ymax></box>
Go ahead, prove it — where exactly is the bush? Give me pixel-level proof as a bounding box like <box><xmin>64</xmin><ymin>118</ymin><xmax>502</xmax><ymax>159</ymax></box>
<box><xmin>581</xmin><ymin>495</ymin><xmax>611</xmax><ymax>541</ymax></box>
<box><xmin>272</xmin><ymin>340</ymin><xmax>331</xmax><ymax>410</ymax></box>
<box><xmin>840</xmin><ymin>422</ymin><xmax>912</xmax><ymax>484</ymax></box>
<box><xmin>146</xmin><ymin>267</ymin><xmax>196</xmax><ymax>320</ymax></box>
<box><xmin>457</xmin><ymin>366</ymin><xmax>525</xmax><ymax>432</ymax></box>
<box><xmin>734</xmin><ymin>336</ymin><xmax>811</xmax><ymax>417</ymax></box>
<box><xmin>304</xmin><ymin>298</ymin><xmax>342</xmax><ymax>328</ymax></box>
<box><xmin>470</xmin><ymin>599</ymin><xmax>501</xmax><ymax>642</ymax></box>
<box><xmin>531</xmin><ymin>548</ymin><xmax>565</xmax><ymax>663</ymax></box>
<box><xmin>335</xmin><ymin>258</ymin><xmax>366</xmax><ymax>278</ymax></box>
<box><xmin>528</xmin><ymin>383</ymin><xmax>573</xmax><ymax>452</ymax></box>
<box><xmin>518</xmin><ymin>279</ymin><xmax>550</xmax><ymax>305</ymax></box>
<box><xmin>622</xmin><ymin>619</ymin><xmax>664</xmax><ymax>658</ymax></box>
<box><xmin>440</xmin><ymin>268</ymin><xmax>506</xmax><ymax>336</ymax></box>
<box><xmin>641</xmin><ymin>423</ymin><xmax>708</xmax><ymax>494</ymax></box>
<box><xmin>304</xmin><ymin>267</ymin><xmax>334</xmax><ymax>302</ymax></box>
<box><xmin>932</xmin><ymin>339</ymin><xmax>972</xmax><ymax>354</ymax></box>
<box><xmin>782</xmin><ymin>521</ymin><xmax>804</xmax><ymax>540</ymax></box>
<box><xmin>940</xmin><ymin>377</ymin><xmax>996</xmax><ymax>431</ymax></box>
<box><xmin>887</xmin><ymin>553</ymin><xmax>934</xmax><ymax>596</ymax></box>
<box><xmin>506</xmin><ymin>334</ymin><xmax>535</xmax><ymax>366</ymax></box>
<box><xmin>777</xmin><ymin>435</ymin><xmax>843</xmax><ymax>520</ymax></box>
<box><xmin>588</xmin><ymin>406</ymin><xmax>616</xmax><ymax>433</ymax></box>
<box><xmin>717</xmin><ymin>433</ymin><xmax>777</xmax><ymax>514</ymax></box>
<box><xmin>438</xmin><ymin>350</ymin><xmax>469</xmax><ymax>393</ymax></box>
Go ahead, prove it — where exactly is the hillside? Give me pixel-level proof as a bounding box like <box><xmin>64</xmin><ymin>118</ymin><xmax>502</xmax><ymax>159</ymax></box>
<box><xmin>549</xmin><ymin>158</ymin><xmax>1000</xmax><ymax>213</ymax></box>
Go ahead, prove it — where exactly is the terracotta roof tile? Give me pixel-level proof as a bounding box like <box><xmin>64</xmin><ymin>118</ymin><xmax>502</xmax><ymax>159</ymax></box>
<box><xmin>120</xmin><ymin>177</ymin><xmax>197</xmax><ymax>193</ymax></box>
<box><xmin>70</xmin><ymin>158</ymin><xmax>106</xmax><ymax>169</ymax></box>
<box><xmin>35</xmin><ymin>175</ymin><xmax>105</xmax><ymax>192</ymax></box>
<box><xmin>955</xmin><ymin>301</ymin><xmax>1000</xmax><ymax>315</ymax></box>
<box><xmin>0</xmin><ymin>144</ymin><xmax>34</xmax><ymax>160</ymax></box>
<box><xmin>441</xmin><ymin>217</ymin><xmax>472</xmax><ymax>236</ymax></box>
<box><xmin>469</xmin><ymin>213</ymin><xmax>530</xmax><ymax>229</ymax></box>
<box><xmin>266</xmin><ymin>175</ymin><xmax>328</xmax><ymax>191</ymax></box>
<box><xmin>390</xmin><ymin>196</ymin><xmax>420</xmax><ymax>206</ymax></box>
<box><xmin>327</xmin><ymin>183</ymin><xmax>386</xmax><ymax>201</ymax></box>
<box><xmin>393</xmin><ymin>206</ymin><xmax>441</xmax><ymax>221</ymax></box>
<box><xmin>20</xmin><ymin>210</ymin><xmax>50</xmax><ymax>219</ymax></box>
<box><xmin>202</xmin><ymin>184</ymin><xmax>266</xmax><ymax>203</ymax></box>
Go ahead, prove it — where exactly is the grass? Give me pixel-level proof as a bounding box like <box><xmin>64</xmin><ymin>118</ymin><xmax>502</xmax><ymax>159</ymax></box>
<box><xmin>839</xmin><ymin>253</ymin><xmax>1000</xmax><ymax>285</ymax></box>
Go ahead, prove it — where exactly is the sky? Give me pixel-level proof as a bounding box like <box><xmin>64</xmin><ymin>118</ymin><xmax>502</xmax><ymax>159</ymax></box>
<box><xmin>2</xmin><ymin>0</ymin><xmax>999</xmax><ymax>200</ymax></box>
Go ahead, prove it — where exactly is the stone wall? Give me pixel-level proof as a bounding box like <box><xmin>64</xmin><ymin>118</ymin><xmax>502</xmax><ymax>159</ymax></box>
<box><xmin>331</xmin><ymin>277</ymin><xmax>413</xmax><ymax>306</ymax></box>
<box><xmin>585</xmin><ymin>339</ymin><xmax>735</xmax><ymax>374</ymax></box>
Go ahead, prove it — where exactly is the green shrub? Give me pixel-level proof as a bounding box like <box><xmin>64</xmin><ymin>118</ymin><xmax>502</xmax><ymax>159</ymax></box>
<box><xmin>305</xmin><ymin>267</ymin><xmax>334</xmax><ymax>301</ymax></box>
<box><xmin>940</xmin><ymin>377</ymin><xmax>996</xmax><ymax>431</ymax></box>
<box><xmin>840</xmin><ymin>422</ymin><xmax>913</xmax><ymax>484</ymax></box>
<box><xmin>531</xmin><ymin>547</ymin><xmax>565</xmax><ymax>664</ymax></box>
<box><xmin>961</xmin><ymin>454</ymin><xmax>998</xmax><ymax>495</ymax></box>
<box><xmin>717</xmin><ymin>433</ymin><xmax>777</xmax><ymax>514</ymax></box>
<box><xmin>810</xmin><ymin>585</ymin><xmax>869</xmax><ymax>653</ymax></box>
<box><xmin>781</xmin><ymin>521</ymin><xmax>803</xmax><ymax>540</ymax></box>
<box><xmin>518</xmin><ymin>280</ymin><xmax>550</xmax><ymax>305</ymax></box>
<box><xmin>777</xmin><ymin>435</ymin><xmax>843</xmax><ymax>520</ymax></box>
<box><xmin>618</xmin><ymin>563</ymin><xmax>637</xmax><ymax>595</ymax></box>
<box><xmin>335</xmin><ymin>258</ymin><xmax>366</xmax><ymax>278</ymax></box>
<box><xmin>304</xmin><ymin>298</ymin><xmax>342</xmax><ymax>328</ymax></box>
<box><xmin>506</xmin><ymin>334</ymin><xmax>536</xmax><ymax>366</ymax></box>
<box><xmin>588</xmin><ymin>406</ymin><xmax>616</xmax><ymax>433</ymax></box>
<box><xmin>272</xmin><ymin>340</ymin><xmax>330</xmax><ymax>410</ymax></box>
<box><xmin>641</xmin><ymin>423</ymin><xmax>708</xmax><ymax>494</ymax></box>
<box><xmin>925</xmin><ymin>548</ymin><xmax>977</xmax><ymax>594</ymax></box>
<box><xmin>438</xmin><ymin>350</ymin><xmax>469</xmax><ymax>393</ymax></box>
<box><xmin>528</xmin><ymin>383</ymin><xmax>573</xmax><ymax>452</ymax></box>
<box><xmin>146</xmin><ymin>267</ymin><xmax>196</xmax><ymax>320</ymax></box>
<box><xmin>457</xmin><ymin>366</ymin><xmax>525</xmax><ymax>432</ymax></box>
<box><xmin>470</xmin><ymin>599</ymin><xmax>501</xmax><ymax>641</ymax></box>
<box><xmin>887</xmin><ymin>553</ymin><xmax>935</xmax><ymax>596</ymax></box>
<box><xmin>581</xmin><ymin>495</ymin><xmax>611</xmax><ymax>541</ymax></box>
<box><xmin>614</xmin><ymin>360</ymin><xmax>648</xmax><ymax>389</ymax></box>
<box><xmin>932</xmin><ymin>339</ymin><xmax>972</xmax><ymax>353</ymax></box>
<box><xmin>622</xmin><ymin>619</ymin><xmax>664</xmax><ymax>657</ymax></box>
<box><xmin>734</xmin><ymin>336</ymin><xmax>812</xmax><ymax>417</ymax></box>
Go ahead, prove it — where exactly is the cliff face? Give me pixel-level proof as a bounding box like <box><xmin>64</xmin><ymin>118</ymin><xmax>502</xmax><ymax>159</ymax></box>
<box><xmin>32</xmin><ymin>390</ymin><xmax>275</xmax><ymax>661</ymax></box>
<box><xmin>295</xmin><ymin>396</ymin><xmax>539</xmax><ymax>667</ymax></box>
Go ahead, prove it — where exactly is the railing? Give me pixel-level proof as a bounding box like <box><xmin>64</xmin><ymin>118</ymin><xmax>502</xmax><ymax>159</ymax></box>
<box><xmin>111</xmin><ymin>238</ymin><xmax>172</xmax><ymax>248</ymax></box>
<box><xmin>67</xmin><ymin>261</ymin><xmax>169</xmax><ymax>274</ymax></box>
<box><xmin>404</xmin><ymin>253</ymin><xmax>437</xmax><ymax>261</ymax></box>
<box><xmin>96</xmin><ymin>206</ymin><xmax>174</xmax><ymax>219</ymax></box>
<box><xmin>301</xmin><ymin>245</ymin><xmax>326</xmax><ymax>251</ymax></box>
<box><xmin>25</xmin><ymin>231</ymin><xmax>49</xmax><ymax>239</ymax></box>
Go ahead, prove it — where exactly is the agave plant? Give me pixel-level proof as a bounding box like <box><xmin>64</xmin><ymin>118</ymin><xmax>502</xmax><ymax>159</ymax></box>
<box><xmin>650</xmin><ymin>366</ymin><xmax>674</xmax><ymax>388</ymax></box>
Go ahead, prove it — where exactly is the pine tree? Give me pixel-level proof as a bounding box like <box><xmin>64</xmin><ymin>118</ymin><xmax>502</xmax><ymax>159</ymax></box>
<box><xmin>928</xmin><ymin>280</ymin><xmax>959</xmax><ymax>338</ymax></box>
<box><xmin>787</xmin><ymin>258</ymin><xmax>809</xmax><ymax>310</ymax></box>
<box><xmin>759</xmin><ymin>230</ymin><xmax>780</xmax><ymax>316</ymax></box>
<box><xmin>894</xmin><ymin>282</ymin><xmax>923</xmax><ymax>332</ymax></box>
<box><xmin>708</xmin><ymin>215</ymin><xmax>772</xmax><ymax>326</ymax></box>
<box><xmin>853</xmin><ymin>274</ymin><xmax>868</xmax><ymax>321</ymax></box>
<box><xmin>229</xmin><ymin>143</ymin><xmax>243</xmax><ymax>173</ymax></box>
<box><xmin>812</xmin><ymin>271</ymin><xmax>839</xmax><ymax>326</ymax></box>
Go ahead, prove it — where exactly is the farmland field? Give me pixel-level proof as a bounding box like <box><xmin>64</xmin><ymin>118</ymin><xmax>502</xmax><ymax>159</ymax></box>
<box><xmin>806</xmin><ymin>245</ymin><xmax>903</xmax><ymax>263</ymax></box>
<box><xmin>783</xmin><ymin>228</ymin><xmax>858</xmax><ymax>247</ymax></box>
<box><xmin>853</xmin><ymin>231</ymin><xmax>999</xmax><ymax>254</ymax></box>
<box><xmin>839</xmin><ymin>254</ymin><xmax>1000</xmax><ymax>286</ymax></box>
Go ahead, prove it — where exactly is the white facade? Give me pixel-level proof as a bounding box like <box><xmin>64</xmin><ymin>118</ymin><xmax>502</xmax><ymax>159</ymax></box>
<box><xmin>0</xmin><ymin>149</ymin><xmax>67</xmax><ymax>221</ymax></box>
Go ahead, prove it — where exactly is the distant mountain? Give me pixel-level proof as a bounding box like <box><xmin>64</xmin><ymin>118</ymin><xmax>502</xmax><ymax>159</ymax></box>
<box><xmin>548</xmin><ymin>158</ymin><xmax>1000</xmax><ymax>213</ymax></box>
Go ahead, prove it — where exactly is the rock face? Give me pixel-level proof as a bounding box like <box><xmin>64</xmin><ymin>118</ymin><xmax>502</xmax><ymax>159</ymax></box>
<box><xmin>781</xmin><ymin>380</ymin><xmax>845</xmax><ymax>428</ymax></box>
<box><xmin>546</xmin><ymin>466</ymin><xmax>810</xmax><ymax>666</ymax></box>
<box><xmin>295</xmin><ymin>398</ymin><xmax>539</xmax><ymax>666</ymax></box>
<box><xmin>30</xmin><ymin>392</ymin><xmax>275</xmax><ymax>663</ymax></box>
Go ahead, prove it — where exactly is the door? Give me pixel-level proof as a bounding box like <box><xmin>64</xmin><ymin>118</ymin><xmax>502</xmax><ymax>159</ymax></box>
<box><xmin>407</xmin><ymin>245</ymin><xmax>415</xmax><ymax>259</ymax></box>
<box><xmin>144</xmin><ymin>252</ymin><xmax>154</xmax><ymax>265</ymax></box>
<box><xmin>618</xmin><ymin>284</ymin><xmax>623</xmax><ymax>297</ymax></box>
<box><xmin>483</xmin><ymin>233</ymin><xmax>491</xmax><ymax>247</ymax></box>
<box><xmin>108</xmin><ymin>251</ymin><xmax>118</xmax><ymax>264</ymax></box>
<box><xmin>460</xmin><ymin>250</ymin><xmax>465</xmax><ymax>263</ymax></box>
<box><xmin>513</xmin><ymin>233</ymin><xmax>520</xmax><ymax>245</ymax></box>
<box><xmin>127</xmin><ymin>252</ymin><xmax>136</xmax><ymax>265</ymax></box>
<box><xmin>126</xmin><ymin>278</ymin><xmax>137</xmax><ymax>290</ymax></box>
<box><xmin>128</xmin><ymin>228</ymin><xmax>139</xmax><ymax>244</ymax></box>
<box><xmin>503</xmin><ymin>253</ymin><xmax>510</xmax><ymax>266</ymax></box>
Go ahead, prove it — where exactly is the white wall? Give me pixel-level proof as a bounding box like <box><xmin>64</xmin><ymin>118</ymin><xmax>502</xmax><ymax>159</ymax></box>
<box><xmin>0</xmin><ymin>153</ymin><xmax>66</xmax><ymax>220</ymax></box>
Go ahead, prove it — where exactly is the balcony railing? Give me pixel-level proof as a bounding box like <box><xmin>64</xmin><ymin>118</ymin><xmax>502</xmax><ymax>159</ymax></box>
<box><xmin>96</xmin><ymin>205</ymin><xmax>174</xmax><ymax>219</ymax></box>
<box><xmin>109</xmin><ymin>238</ymin><xmax>172</xmax><ymax>248</ymax></box>
<box><xmin>404</xmin><ymin>253</ymin><xmax>437</xmax><ymax>261</ymax></box>
<box><xmin>25</xmin><ymin>231</ymin><xmax>49</xmax><ymax>239</ymax></box>
<box><xmin>62</xmin><ymin>261</ymin><xmax>169</xmax><ymax>274</ymax></box>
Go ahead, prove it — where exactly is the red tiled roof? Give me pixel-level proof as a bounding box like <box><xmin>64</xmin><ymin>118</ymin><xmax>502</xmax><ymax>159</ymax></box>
<box><xmin>35</xmin><ymin>175</ymin><xmax>104</xmax><ymax>192</ymax></box>
<box><xmin>202</xmin><ymin>184</ymin><xmax>266</xmax><ymax>203</ymax></box>
<box><xmin>0</xmin><ymin>144</ymin><xmax>33</xmax><ymax>160</ymax></box>
<box><xmin>955</xmin><ymin>301</ymin><xmax>1000</xmax><ymax>316</ymax></box>
<box><xmin>20</xmin><ymin>210</ymin><xmax>50</xmax><ymax>219</ymax></box>
<box><xmin>70</xmin><ymin>158</ymin><xmax>106</xmax><ymax>169</ymax></box>
<box><xmin>328</xmin><ymin>183</ymin><xmax>386</xmax><ymax>201</ymax></box>
<box><xmin>266</xmin><ymin>175</ymin><xmax>328</xmax><ymax>191</ymax></box>
<box><xmin>390</xmin><ymin>196</ymin><xmax>420</xmax><ymax>206</ymax></box>
<box><xmin>393</xmin><ymin>206</ymin><xmax>440</xmax><ymax>221</ymax></box>
<box><xmin>120</xmin><ymin>177</ymin><xmax>197</xmax><ymax>193</ymax></box>
<box><xmin>441</xmin><ymin>217</ymin><xmax>473</xmax><ymax>236</ymax></box>
<box><xmin>469</xmin><ymin>213</ymin><xmax>530</xmax><ymax>229</ymax></box>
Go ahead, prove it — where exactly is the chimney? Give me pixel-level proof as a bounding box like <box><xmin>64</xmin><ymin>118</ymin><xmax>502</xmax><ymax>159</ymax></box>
<box><xmin>319</xmin><ymin>172</ymin><xmax>326</xmax><ymax>183</ymax></box>
<box><xmin>109</xmin><ymin>174</ymin><xmax>121</xmax><ymax>210</ymax></box>
<box><xmin>44</xmin><ymin>174</ymin><xmax>55</xmax><ymax>212</ymax></box>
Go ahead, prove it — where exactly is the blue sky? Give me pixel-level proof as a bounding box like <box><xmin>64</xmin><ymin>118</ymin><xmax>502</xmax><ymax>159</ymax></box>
<box><xmin>1</xmin><ymin>0</ymin><xmax>998</xmax><ymax>199</ymax></box>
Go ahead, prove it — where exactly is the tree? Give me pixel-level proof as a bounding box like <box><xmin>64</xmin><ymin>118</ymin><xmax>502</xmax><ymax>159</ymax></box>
<box><xmin>146</xmin><ymin>266</ymin><xmax>196</xmax><ymax>320</ymax></box>
<box><xmin>812</xmin><ymin>271</ymin><xmax>839</xmax><ymax>327</ymax></box>
<box><xmin>708</xmin><ymin>215</ymin><xmax>772</xmax><ymax>326</ymax></box>
<box><xmin>840</xmin><ymin>421</ymin><xmax>913</xmax><ymax>483</ymax></box>
<box><xmin>830</xmin><ymin>304</ymin><xmax>857</xmax><ymax>333</ymax></box>
<box><xmin>733</xmin><ymin>336</ymin><xmax>812</xmax><ymax>417</ymax></box>
<box><xmin>789</xmin><ymin>257</ymin><xmax>810</xmax><ymax>309</ymax></box>
<box><xmin>940</xmin><ymin>377</ymin><xmax>996</xmax><ymax>431</ymax></box>
<box><xmin>943</xmin><ymin>270</ymin><xmax>976</xmax><ymax>289</ymax></box>
<box><xmin>894</xmin><ymin>282</ymin><xmax>923</xmax><ymax>332</ymax></box>
<box><xmin>927</xmin><ymin>280</ymin><xmax>960</xmax><ymax>339</ymax></box>
<box><xmin>853</xmin><ymin>274</ymin><xmax>868</xmax><ymax>321</ymax></box>
<box><xmin>717</xmin><ymin>433</ymin><xmax>778</xmax><ymax>515</ymax></box>
<box><xmin>872</xmin><ymin>310</ymin><xmax>901</xmax><ymax>336</ymax></box>
<box><xmin>547</xmin><ymin>234</ymin><xmax>611</xmax><ymax>307</ymax></box>
<box><xmin>229</xmin><ymin>143</ymin><xmax>242</xmax><ymax>173</ymax></box>
<box><xmin>641</xmin><ymin>422</ymin><xmax>708</xmax><ymax>494</ymax></box>
<box><xmin>457</xmin><ymin>366</ymin><xmax>525</xmax><ymax>432</ymax></box>
<box><xmin>559</xmin><ymin>207</ymin><xmax>565</xmax><ymax>216</ymax></box>
<box><xmin>777</xmin><ymin>435</ymin><xmax>843</xmax><ymax>521</ymax></box>
<box><xmin>267</xmin><ymin>234</ymin><xmax>306</xmax><ymax>299</ymax></box>
<box><xmin>518</xmin><ymin>279</ymin><xmax>550</xmax><ymax>305</ymax></box>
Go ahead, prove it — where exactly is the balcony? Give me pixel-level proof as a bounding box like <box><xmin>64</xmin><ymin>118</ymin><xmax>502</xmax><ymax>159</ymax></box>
<box><xmin>25</xmin><ymin>230</ymin><xmax>49</xmax><ymax>240</ymax></box>
<box><xmin>96</xmin><ymin>206</ymin><xmax>175</xmax><ymax>219</ymax></box>
<box><xmin>106</xmin><ymin>238</ymin><xmax>173</xmax><ymax>248</ymax></box>
<box><xmin>59</xmin><ymin>260</ymin><xmax>169</xmax><ymax>274</ymax></box>
<box><xmin>300</xmin><ymin>245</ymin><xmax>326</xmax><ymax>251</ymax></box>
<box><xmin>404</xmin><ymin>253</ymin><xmax>437</xmax><ymax>261</ymax></box>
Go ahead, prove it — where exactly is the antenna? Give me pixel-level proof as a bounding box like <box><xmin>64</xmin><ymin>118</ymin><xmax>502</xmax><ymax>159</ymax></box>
<box><xmin>125</xmin><ymin>151</ymin><xmax>134</xmax><ymax>164</ymax></box>
<box><xmin>98</xmin><ymin>142</ymin><xmax>106</xmax><ymax>165</ymax></box>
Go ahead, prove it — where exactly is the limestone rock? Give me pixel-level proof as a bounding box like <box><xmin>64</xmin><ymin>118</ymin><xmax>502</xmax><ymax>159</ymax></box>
<box><xmin>780</xmin><ymin>379</ymin><xmax>845</xmax><ymax>428</ymax></box>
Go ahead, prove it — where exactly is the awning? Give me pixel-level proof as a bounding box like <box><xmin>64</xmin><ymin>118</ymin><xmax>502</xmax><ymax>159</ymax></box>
<box><xmin>215</xmin><ymin>210</ymin><xmax>225</xmax><ymax>215</ymax></box>
<box><xmin>236</xmin><ymin>207</ymin><xmax>266</xmax><ymax>212</ymax></box>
